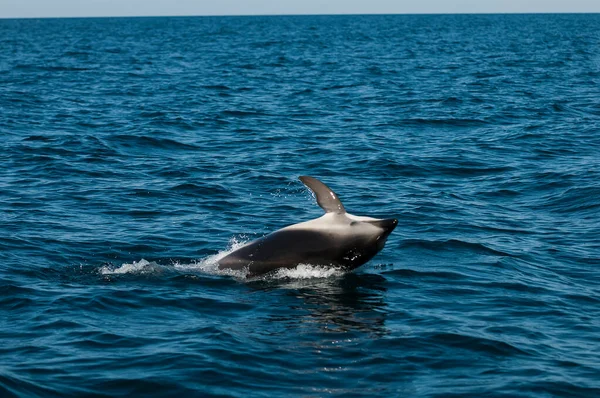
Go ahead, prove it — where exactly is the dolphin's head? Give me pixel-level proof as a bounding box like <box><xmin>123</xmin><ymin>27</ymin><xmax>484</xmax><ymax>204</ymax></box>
<box><xmin>298</xmin><ymin>176</ymin><xmax>398</xmax><ymax>270</ymax></box>
<box><xmin>365</xmin><ymin>218</ymin><xmax>398</xmax><ymax>250</ymax></box>
<box><xmin>337</xmin><ymin>214</ymin><xmax>397</xmax><ymax>267</ymax></box>
<box><xmin>347</xmin><ymin>215</ymin><xmax>398</xmax><ymax>249</ymax></box>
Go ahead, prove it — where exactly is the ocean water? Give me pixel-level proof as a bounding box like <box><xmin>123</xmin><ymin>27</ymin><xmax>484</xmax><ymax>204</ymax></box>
<box><xmin>1</xmin><ymin>14</ymin><xmax>599</xmax><ymax>397</ymax></box>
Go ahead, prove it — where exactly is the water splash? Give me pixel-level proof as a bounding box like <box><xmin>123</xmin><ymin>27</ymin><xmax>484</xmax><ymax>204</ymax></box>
<box><xmin>98</xmin><ymin>259</ymin><xmax>160</xmax><ymax>275</ymax></box>
<box><xmin>173</xmin><ymin>236</ymin><xmax>250</xmax><ymax>278</ymax></box>
<box><xmin>266</xmin><ymin>264</ymin><xmax>345</xmax><ymax>280</ymax></box>
<box><xmin>99</xmin><ymin>237</ymin><xmax>345</xmax><ymax>280</ymax></box>
<box><xmin>98</xmin><ymin>237</ymin><xmax>250</xmax><ymax>277</ymax></box>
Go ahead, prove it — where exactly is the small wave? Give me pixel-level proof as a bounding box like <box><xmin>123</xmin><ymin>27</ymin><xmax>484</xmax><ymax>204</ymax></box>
<box><xmin>382</xmin><ymin>268</ymin><xmax>468</xmax><ymax>280</ymax></box>
<box><xmin>22</xmin><ymin>135</ymin><xmax>54</xmax><ymax>142</ymax></box>
<box><xmin>0</xmin><ymin>284</ymin><xmax>37</xmax><ymax>310</ymax></box>
<box><xmin>291</xmin><ymin>88</ymin><xmax>314</xmax><ymax>96</ymax></box>
<box><xmin>435</xmin><ymin>165</ymin><xmax>514</xmax><ymax>177</ymax></box>
<box><xmin>427</xmin><ymin>332</ymin><xmax>530</xmax><ymax>356</ymax></box>
<box><xmin>139</xmin><ymin>111</ymin><xmax>166</xmax><ymax>118</ymax></box>
<box><xmin>220</xmin><ymin>110</ymin><xmax>267</xmax><ymax>117</ymax></box>
<box><xmin>0</xmin><ymin>373</ymin><xmax>60</xmax><ymax>397</ymax></box>
<box><xmin>202</xmin><ymin>84</ymin><xmax>230</xmax><ymax>90</ymax></box>
<box><xmin>477</xmin><ymin>189</ymin><xmax>521</xmax><ymax>198</ymax></box>
<box><xmin>108</xmin><ymin>135</ymin><xmax>198</xmax><ymax>151</ymax></box>
<box><xmin>400</xmin><ymin>117</ymin><xmax>488</xmax><ymax>127</ymax></box>
<box><xmin>63</xmin><ymin>50</ymin><xmax>91</xmax><ymax>57</ymax></box>
<box><xmin>321</xmin><ymin>83</ymin><xmax>362</xmax><ymax>91</ymax></box>
<box><xmin>400</xmin><ymin>239</ymin><xmax>512</xmax><ymax>257</ymax></box>
<box><xmin>169</xmin><ymin>182</ymin><xmax>231</xmax><ymax>198</ymax></box>
<box><xmin>542</xmin><ymin>186</ymin><xmax>600</xmax><ymax>214</ymax></box>
<box><xmin>13</xmin><ymin>64</ymin><xmax>90</xmax><ymax>72</ymax></box>
<box><xmin>440</xmin><ymin>96</ymin><xmax>463</xmax><ymax>105</ymax></box>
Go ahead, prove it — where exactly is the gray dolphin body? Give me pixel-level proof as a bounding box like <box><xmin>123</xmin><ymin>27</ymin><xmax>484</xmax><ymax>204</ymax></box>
<box><xmin>218</xmin><ymin>176</ymin><xmax>397</xmax><ymax>276</ymax></box>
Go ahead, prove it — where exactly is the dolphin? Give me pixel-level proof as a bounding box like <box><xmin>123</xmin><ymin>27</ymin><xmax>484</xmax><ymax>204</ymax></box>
<box><xmin>217</xmin><ymin>176</ymin><xmax>397</xmax><ymax>277</ymax></box>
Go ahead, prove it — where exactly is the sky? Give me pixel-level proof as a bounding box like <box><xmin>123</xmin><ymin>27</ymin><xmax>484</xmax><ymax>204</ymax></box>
<box><xmin>1</xmin><ymin>0</ymin><xmax>600</xmax><ymax>19</ymax></box>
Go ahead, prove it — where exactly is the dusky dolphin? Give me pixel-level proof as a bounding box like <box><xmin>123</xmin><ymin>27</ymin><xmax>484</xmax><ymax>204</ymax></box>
<box><xmin>218</xmin><ymin>176</ymin><xmax>397</xmax><ymax>277</ymax></box>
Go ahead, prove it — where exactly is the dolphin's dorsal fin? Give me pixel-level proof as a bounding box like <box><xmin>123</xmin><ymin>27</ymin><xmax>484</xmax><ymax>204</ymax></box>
<box><xmin>299</xmin><ymin>176</ymin><xmax>346</xmax><ymax>214</ymax></box>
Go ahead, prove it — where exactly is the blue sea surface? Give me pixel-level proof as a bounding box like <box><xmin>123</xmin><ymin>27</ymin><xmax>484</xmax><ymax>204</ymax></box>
<box><xmin>1</xmin><ymin>14</ymin><xmax>600</xmax><ymax>397</ymax></box>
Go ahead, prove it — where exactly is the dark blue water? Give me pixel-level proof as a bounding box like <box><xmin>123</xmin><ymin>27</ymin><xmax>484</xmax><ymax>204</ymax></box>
<box><xmin>1</xmin><ymin>14</ymin><xmax>600</xmax><ymax>397</ymax></box>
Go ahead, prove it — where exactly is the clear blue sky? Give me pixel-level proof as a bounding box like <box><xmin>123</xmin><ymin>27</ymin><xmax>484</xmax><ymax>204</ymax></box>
<box><xmin>2</xmin><ymin>0</ymin><xmax>599</xmax><ymax>18</ymax></box>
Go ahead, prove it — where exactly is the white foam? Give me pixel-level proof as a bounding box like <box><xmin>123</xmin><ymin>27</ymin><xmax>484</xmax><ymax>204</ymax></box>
<box><xmin>99</xmin><ymin>259</ymin><xmax>158</xmax><ymax>275</ymax></box>
<box><xmin>172</xmin><ymin>236</ymin><xmax>250</xmax><ymax>278</ymax></box>
<box><xmin>267</xmin><ymin>264</ymin><xmax>345</xmax><ymax>280</ymax></box>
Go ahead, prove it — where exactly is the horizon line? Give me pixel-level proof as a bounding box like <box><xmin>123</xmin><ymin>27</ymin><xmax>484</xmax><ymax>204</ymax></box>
<box><xmin>1</xmin><ymin>11</ymin><xmax>600</xmax><ymax>20</ymax></box>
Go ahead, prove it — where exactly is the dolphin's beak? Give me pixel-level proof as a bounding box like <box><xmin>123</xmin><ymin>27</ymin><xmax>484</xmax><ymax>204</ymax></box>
<box><xmin>383</xmin><ymin>218</ymin><xmax>398</xmax><ymax>236</ymax></box>
<box><xmin>370</xmin><ymin>218</ymin><xmax>398</xmax><ymax>236</ymax></box>
<box><xmin>371</xmin><ymin>218</ymin><xmax>397</xmax><ymax>250</ymax></box>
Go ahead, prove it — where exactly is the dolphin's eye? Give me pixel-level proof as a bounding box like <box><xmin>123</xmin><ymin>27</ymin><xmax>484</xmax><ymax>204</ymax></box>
<box><xmin>350</xmin><ymin>221</ymin><xmax>359</xmax><ymax>226</ymax></box>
